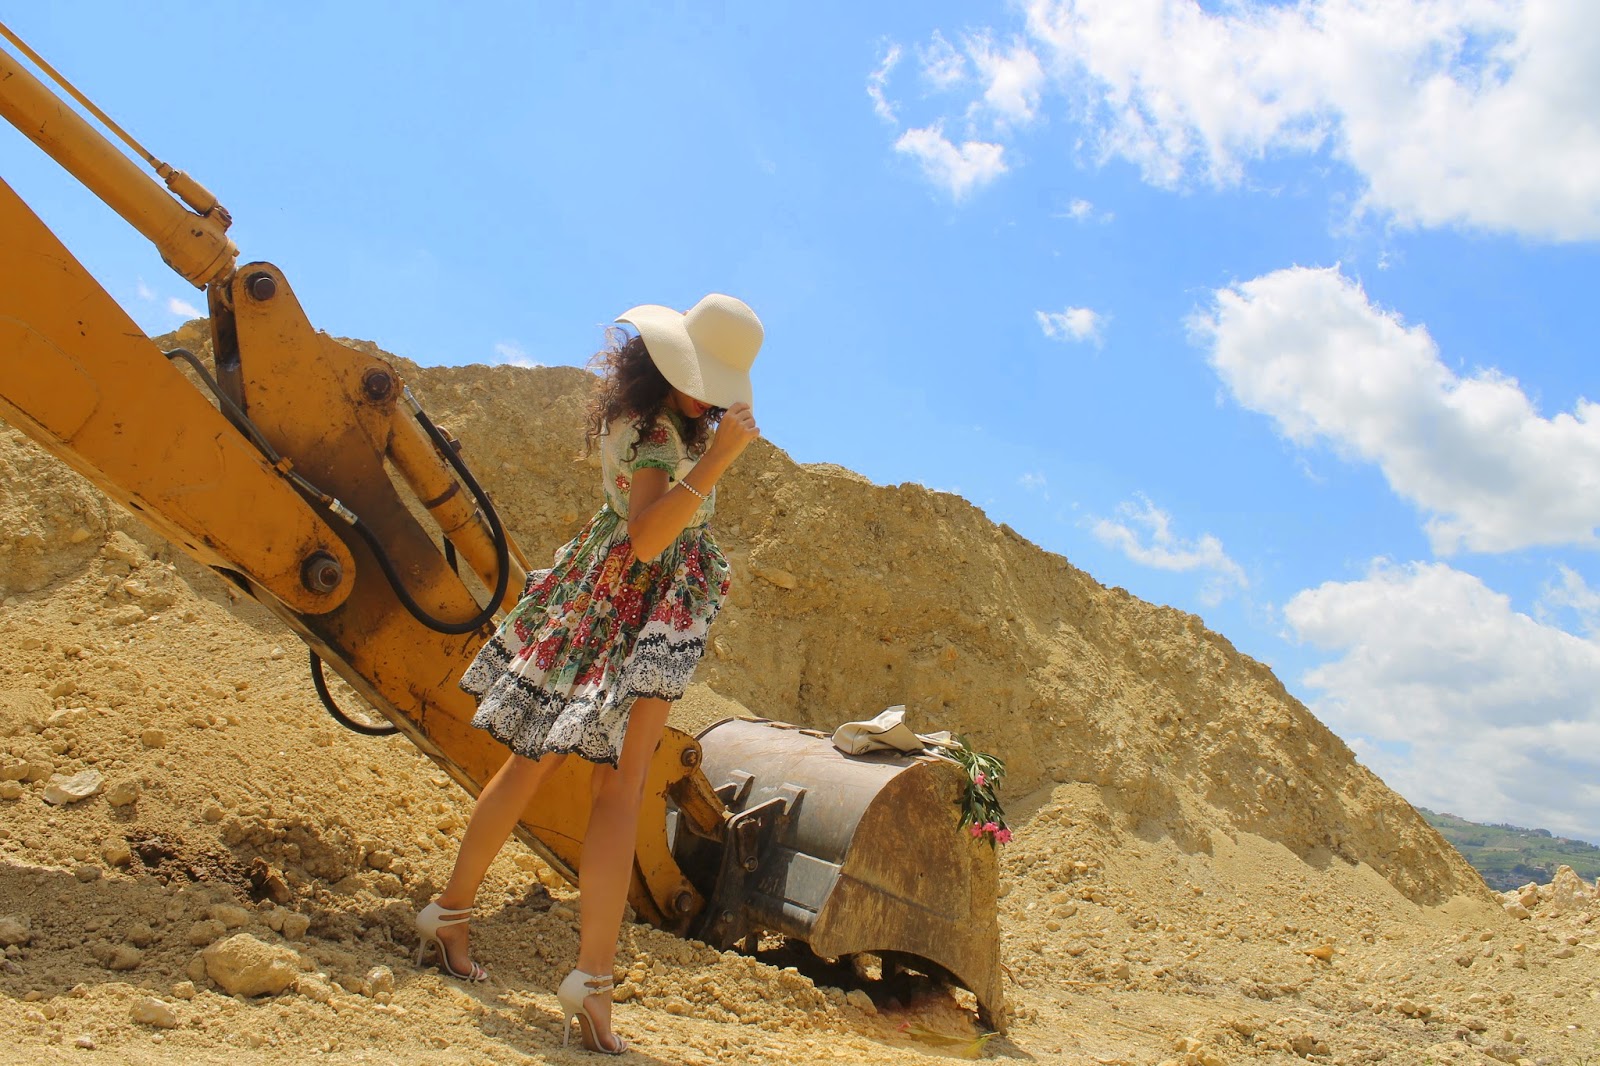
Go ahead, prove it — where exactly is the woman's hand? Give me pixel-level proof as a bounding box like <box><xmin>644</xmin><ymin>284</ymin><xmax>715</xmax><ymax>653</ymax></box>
<box><xmin>709</xmin><ymin>402</ymin><xmax>759</xmax><ymax>462</ymax></box>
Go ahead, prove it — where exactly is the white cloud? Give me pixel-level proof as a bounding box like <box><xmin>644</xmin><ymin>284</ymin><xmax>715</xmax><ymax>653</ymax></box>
<box><xmin>1193</xmin><ymin>265</ymin><xmax>1600</xmax><ymax>555</ymax></box>
<box><xmin>894</xmin><ymin>124</ymin><xmax>1008</xmax><ymax>199</ymax></box>
<box><xmin>167</xmin><ymin>297</ymin><xmax>203</xmax><ymax>319</ymax></box>
<box><xmin>1092</xmin><ymin>493</ymin><xmax>1247</xmax><ymax>603</ymax></box>
<box><xmin>967</xmin><ymin>34</ymin><xmax>1046</xmax><ymax>126</ymax></box>
<box><xmin>917</xmin><ymin>31</ymin><xmax>966</xmax><ymax>90</ymax></box>
<box><xmin>1036</xmin><ymin>305</ymin><xmax>1106</xmax><ymax>346</ymax></box>
<box><xmin>1060</xmin><ymin>198</ymin><xmax>1095</xmax><ymax>221</ymax></box>
<box><xmin>868</xmin><ymin>43</ymin><xmax>902</xmax><ymax>124</ymax></box>
<box><xmin>1019</xmin><ymin>471</ymin><xmax>1048</xmax><ymax>494</ymax></box>
<box><xmin>1285</xmin><ymin>559</ymin><xmax>1600</xmax><ymax>841</ymax></box>
<box><xmin>136</xmin><ymin>279</ymin><xmax>156</xmax><ymax>302</ymax></box>
<box><xmin>1020</xmin><ymin>0</ymin><xmax>1600</xmax><ymax>240</ymax></box>
<box><xmin>492</xmin><ymin>341</ymin><xmax>543</xmax><ymax>368</ymax></box>
<box><xmin>1541</xmin><ymin>566</ymin><xmax>1600</xmax><ymax>637</ymax></box>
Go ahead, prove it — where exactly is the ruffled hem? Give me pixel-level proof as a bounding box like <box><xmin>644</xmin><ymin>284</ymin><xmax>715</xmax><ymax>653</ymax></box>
<box><xmin>458</xmin><ymin>507</ymin><xmax>727</xmax><ymax>766</ymax></box>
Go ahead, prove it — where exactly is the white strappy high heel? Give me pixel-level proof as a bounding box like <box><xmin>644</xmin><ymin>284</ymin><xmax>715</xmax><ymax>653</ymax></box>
<box><xmin>557</xmin><ymin>968</ymin><xmax>627</xmax><ymax>1055</ymax></box>
<box><xmin>414</xmin><ymin>901</ymin><xmax>488</xmax><ymax>982</ymax></box>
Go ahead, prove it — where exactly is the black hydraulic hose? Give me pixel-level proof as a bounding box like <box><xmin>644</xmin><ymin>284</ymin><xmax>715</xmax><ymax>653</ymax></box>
<box><xmin>164</xmin><ymin>349</ymin><xmax>512</xmax><ymax>636</ymax></box>
<box><xmin>394</xmin><ymin>386</ymin><xmax>512</xmax><ymax>634</ymax></box>
<box><xmin>165</xmin><ymin>347</ymin><xmax>284</xmax><ymax>464</ymax></box>
<box><xmin>309</xmin><ymin>650</ymin><xmax>398</xmax><ymax>736</ymax></box>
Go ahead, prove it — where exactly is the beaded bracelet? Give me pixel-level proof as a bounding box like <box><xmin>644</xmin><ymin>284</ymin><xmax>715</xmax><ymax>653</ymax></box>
<box><xmin>679</xmin><ymin>480</ymin><xmax>709</xmax><ymax>502</ymax></box>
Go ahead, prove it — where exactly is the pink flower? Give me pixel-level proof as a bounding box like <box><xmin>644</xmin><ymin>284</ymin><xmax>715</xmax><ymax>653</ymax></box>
<box><xmin>995</xmin><ymin>828</ymin><xmax>1013</xmax><ymax>844</ymax></box>
<box><xmin>982</xmin><ymin>822</ymin><xmax>999</xmax><ymax>835</ymax></box>
<box><xmin>974</xmin><ymin>771</ymin><xmax>986</xmax><ymax>787</ymax></box>
<box><xmin>970</xmin><ymin>824</ymin><xmax>983</xmax><ymax>838</ymax></box>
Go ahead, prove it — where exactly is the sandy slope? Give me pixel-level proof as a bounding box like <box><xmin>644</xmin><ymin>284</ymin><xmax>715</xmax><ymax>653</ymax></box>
<box><xmin>1</xmin><ymin>339</ymin><xmax>1597</xmax><ymax>1065</ymax></box>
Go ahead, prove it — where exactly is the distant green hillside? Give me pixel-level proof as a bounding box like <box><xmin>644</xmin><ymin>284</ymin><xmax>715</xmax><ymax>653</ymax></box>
<box><xmin>1420</xmin><ymin>809</ymin><xmax>1600</xmax><ymax>892</ymax></box>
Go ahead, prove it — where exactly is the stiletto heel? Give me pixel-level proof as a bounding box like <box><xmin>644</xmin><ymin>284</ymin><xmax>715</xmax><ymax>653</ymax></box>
<box><xmin>414</xmin><ymin>901</ymin><xmax>488</xmax><ymax>982</ymax></box>
<box><xmin>557</xmin><ymin>968</ymin><xmax>627</xmax><ymax>1055</ymax></box>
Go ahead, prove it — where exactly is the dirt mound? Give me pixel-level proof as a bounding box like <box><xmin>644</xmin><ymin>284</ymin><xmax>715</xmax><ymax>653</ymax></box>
<box><xmin>1</xmin><ymin>337</ymin><xmax>1596</xmax><ymax>1065</ymax></box>
<box><xmin>399</xmin><ymin>356</ymin><xmax>1482</xmax><ymax>908</ymax></box>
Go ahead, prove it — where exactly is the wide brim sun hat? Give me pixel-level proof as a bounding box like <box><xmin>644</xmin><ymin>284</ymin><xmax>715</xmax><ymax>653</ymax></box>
<box><xmin>616</xmin><ymin>293</ymin><xmax>762</xmax><ymax>409</ymax></box>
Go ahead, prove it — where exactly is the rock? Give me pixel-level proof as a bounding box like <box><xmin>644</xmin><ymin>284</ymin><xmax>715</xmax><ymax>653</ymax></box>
<box><xmin>0</xmin><ymin>916</ymin><xmax>31</xmax><ymax>947</ymax></box>
<box><xmin>295</xmin><ymin>974</ymin><xmax>335</xmax><ymax>1003</ymax></box>
<box><xmin>186</xmin><ymin>953</ymin><xmax>208</xmax><ymax>984</ymax></box>
<box><xmin>202</xmin><ymin>934</ymin><xmax>301</xmax><ymax>997</ymax></box>
<box><xmin>0</xmin><ymin>782</ymin><xmax>22</xmax><ymax>801</ymax></box>
<box><xmin>187</xmin><ymin>919</ymin><xmax>227</xmax><ymax>946</ymax></box>
<box><xmin>1503</xmin><ymin>902</ymin><xmax>1531</xmax><ymax>920</ymax></box>
<box><xmin>280</xmin><ymin>912</ymin><xmax>311</xmax><ymax>941</ymax></box>
<box><xmin>130</xmin><ymin>997</ymin><xmax>179</xmax><ymax>1028</ymax></box>
<box><xmin>101</xmin><ymin>533</ymin><xmax>148</xmax><ymax>567</ymax></box>
<box><xmin>171</xmin><ymin>981</ymin><xmax>196</xmax><ymax>1000</ymax></box>
<box><xmin>845</xmin><ymin>988</ymin><xmax>876</xmax><ymax>1014</ymax></box>
<box><xmin>140</xmin><ymin>729</ymin><xmax>167</xmax><ymax>749</ymax></box>
<box><xmin>73</xmin><ymin>863</ymin><xmax>101</xmax><ymax>883</ymax></box>
<box><xmin>209</xmin><ymin>904</ymin><xmax>251</xmax><ymax>929</ymax></box>
<box><xmin>104</xmin><ymin>779</ymin><xmax>140</xmax><ymax>807</ymax></box>
<box><xmin>1290</xmin><ymin>1033</ymin><xmax>1330</xmax><ymax>1057</ymax></box>
<box><xmin>751</xmin><ymin>565</ymin><xmax>798</xmax><ymax>590</ymax></box>
<box><xmin>73</xmin><ymin>1035</ymin><xmax>95</xmax><ymax>1050</ymax></box>
<box><xmin>248</xmin><ymin>859</ymin><xmax>293</xmax><ymax>905</ymax></box>
<box><xmin>1549</xmin><ymin>865</ymin><xmax>1588</xmax><ymax>910</ymax></box>
<box><xmin>105</xmin><ymin>944</ymin><xmax>143</xmax><ymax>971</ymax></box>
<box><xmin>46</xmin><ymin>708</ymin><xmax>86</xmax><ymax>728</ymax></box>
<box><xmin>365</xmin><ymin>966</ymin><xmax>395</xmax><ymax>996</ymax></box>
<box><xmin>101</xmin><ymin>840</ymin><xmax>132</xmax><ymax>866</ymax></box>
<box><xmin>42</xmin><ymin>768</ymin><xmax>104</xmax><ymax>805</ymax></box>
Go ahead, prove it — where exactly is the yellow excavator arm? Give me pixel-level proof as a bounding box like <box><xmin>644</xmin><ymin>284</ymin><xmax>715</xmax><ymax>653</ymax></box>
<box><xmin>0</xmin><ymin>24</ymin><xmax>1002</xmax><ymax>1025</ymax></box>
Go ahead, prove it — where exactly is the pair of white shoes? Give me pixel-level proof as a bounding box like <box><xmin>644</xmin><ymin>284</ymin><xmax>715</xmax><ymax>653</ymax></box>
<box><xmin>415</xmin><ymin>901</ymin><xmax>625</xmax><ymax>1055</ymax></box>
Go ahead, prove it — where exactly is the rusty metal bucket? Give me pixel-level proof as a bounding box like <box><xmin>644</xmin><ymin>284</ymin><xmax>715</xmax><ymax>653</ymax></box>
<box><xmin>676</xmin><ymin>717</ymin><xmax>1004</xmax><ymax>1025</ymax></box>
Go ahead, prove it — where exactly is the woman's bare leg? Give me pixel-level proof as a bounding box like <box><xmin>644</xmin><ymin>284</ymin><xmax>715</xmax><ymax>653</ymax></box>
<box><xmin>574</xmin><ymin>696</ymin><xmax>672</xmax><ymax>1047</ymax></box>
<box><xmin>432</xmin><ymin>750</ymin><xmax>567</xmax><ymax>972</ymax></box>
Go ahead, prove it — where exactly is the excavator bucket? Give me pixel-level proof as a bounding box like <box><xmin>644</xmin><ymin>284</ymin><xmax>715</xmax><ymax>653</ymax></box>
<box><xmin>676</xmin><ymin>717</ymin><xmax>1005</xmax><ymax>1026</ymax></box>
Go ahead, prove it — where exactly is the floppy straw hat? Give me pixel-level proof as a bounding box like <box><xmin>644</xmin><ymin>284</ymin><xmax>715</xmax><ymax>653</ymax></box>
<box><xmin>616</xmin><ymin>293</ymin><xmax>763</xmax><ymax>408</ymax></box>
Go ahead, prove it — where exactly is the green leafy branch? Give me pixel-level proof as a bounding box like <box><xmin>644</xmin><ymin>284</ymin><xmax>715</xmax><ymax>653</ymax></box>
<box><xmin>948</xmin><ymin>736</ymin><xmax>1011</xmax><ymax>847</ymax></box>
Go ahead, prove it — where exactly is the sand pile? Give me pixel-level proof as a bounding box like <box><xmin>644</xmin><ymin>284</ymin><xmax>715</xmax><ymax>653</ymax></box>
<box><xmin>1</xmin><ymin>334</ymin><xmax>1597</xmax><ymax>1064</ymax></box>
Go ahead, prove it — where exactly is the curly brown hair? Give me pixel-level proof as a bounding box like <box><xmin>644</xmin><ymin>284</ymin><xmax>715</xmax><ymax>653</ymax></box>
<box><xmin>582</xmin><ymin>328</ymin><xmax>721</xmax><ymax>460</ymax></box>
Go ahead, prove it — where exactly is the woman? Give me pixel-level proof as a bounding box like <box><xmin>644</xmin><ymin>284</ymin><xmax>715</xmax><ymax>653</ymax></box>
<box><xmin>416</xmin><ymin>294</ymin><xmax>763</xmax><ymax>1054</ymax></box>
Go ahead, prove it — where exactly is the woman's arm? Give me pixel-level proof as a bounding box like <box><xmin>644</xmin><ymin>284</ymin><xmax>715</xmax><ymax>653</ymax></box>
<box><xmin>627</xmin><ymin>403</ymin><xmax>758</xmax><ymax>560</ymax></box>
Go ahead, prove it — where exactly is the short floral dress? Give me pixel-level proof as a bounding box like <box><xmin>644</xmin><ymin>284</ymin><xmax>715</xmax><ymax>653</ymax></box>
<box><xmin>460</xmin><ymin>412</ymin><xmax>731</xmax><ymax>767</ymax></box>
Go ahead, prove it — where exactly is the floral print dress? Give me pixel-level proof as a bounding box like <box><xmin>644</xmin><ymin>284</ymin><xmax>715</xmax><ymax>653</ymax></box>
<box><xmin>460</xmin><ymin>412</ymin><xmax>731</xmax><ymax>767</ymax></box>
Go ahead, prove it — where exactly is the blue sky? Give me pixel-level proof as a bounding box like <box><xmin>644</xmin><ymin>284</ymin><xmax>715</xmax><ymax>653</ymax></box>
<box><xmin>5</xmin><ymin>2</ymin><xmax>1599</xmax><ymax>842</ymax></box>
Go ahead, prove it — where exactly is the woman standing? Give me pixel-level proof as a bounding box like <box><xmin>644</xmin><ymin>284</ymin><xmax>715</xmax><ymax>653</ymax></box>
<box><xmin>416</xmin><ymin>294</ymin><xmax>764</xmax><ymax>1054</ymax></box>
